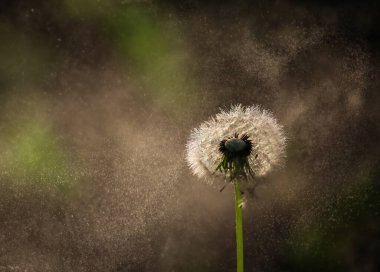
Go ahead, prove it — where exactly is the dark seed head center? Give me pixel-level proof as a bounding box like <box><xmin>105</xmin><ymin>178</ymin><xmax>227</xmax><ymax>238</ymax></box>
<box><xmin>217</xmin><ymin>134</ymin><xmax>254</xmax><ymax>179</ymax></box>
<box><xmin>219</xmin><ymin>133</ymin><xmax>253</xmax><ymax>159</ymax></box>
<box><xmin>225</xmin><ymin>138</ymin><xmax>248</xmax><ymax>153</ymax></box>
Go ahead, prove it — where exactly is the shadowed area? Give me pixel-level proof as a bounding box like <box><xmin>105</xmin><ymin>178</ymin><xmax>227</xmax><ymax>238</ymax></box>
<box><xmin>0</xmin><ymin>0</ymin><xmax>379</xmax><ymax>271</ymax></box>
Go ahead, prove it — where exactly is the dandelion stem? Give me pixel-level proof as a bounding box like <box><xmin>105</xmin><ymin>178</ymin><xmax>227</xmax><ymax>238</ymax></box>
<box><xmin>234</xmin><ymin>179</ymin><xmax>244</xmax><ymax>272</ymax></box>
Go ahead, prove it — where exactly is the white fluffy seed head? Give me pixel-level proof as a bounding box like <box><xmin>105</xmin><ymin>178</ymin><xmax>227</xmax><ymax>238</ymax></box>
<box><xmin>186</xmin><ymin>105</ymin><xmax>286</xmax><ymax>184</ymax></box>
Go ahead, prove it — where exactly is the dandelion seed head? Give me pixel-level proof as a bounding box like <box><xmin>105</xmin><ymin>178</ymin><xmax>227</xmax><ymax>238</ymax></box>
<box><xmin>186</xmin><ymin>105</ymin><xmax>286</xmax><ymax>183</ymax></box>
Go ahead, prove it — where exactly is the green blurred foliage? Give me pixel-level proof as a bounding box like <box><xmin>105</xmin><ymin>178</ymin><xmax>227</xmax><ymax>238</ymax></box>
<box><xmin>0</xmin><ymin>109</ymin><xmax>74</xmax><ymax>189</ymax></box>
<box><xmin>287</xmin><ymin>163</ymin><xmax>380</xmax><ymax>271</ymax></box>
<box><xmin>0</xmin><ymin>24</ymin><xmax>52</xmax><ymax>89</ymax></box>
<box><xmin>108</xmin><ymin>6</ymin><xmax>196</xmax><ymax>113</ymax></box>
<box><xmin>62</xmin><ymin>1</ymin><xmax>197</xmax><ymax>114</ymax></box>
<box><xmin>0</xmin><ymin>1</ymin><xmax>197</xmax><ymax>193</ymax></box>
<box><xmin>0</xmin><ymin>1</ymin><xmax>197</xmax><ymax>115</ymax></box>
<box><xmin>63</xmin><ymin>0</ymin><xmax>112</xmax><ymax>19</ymax></box>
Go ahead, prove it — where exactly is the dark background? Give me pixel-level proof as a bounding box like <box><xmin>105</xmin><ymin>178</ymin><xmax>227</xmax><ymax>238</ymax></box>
<box><xmin>0</xmin><ymin>0</ymin><xmax>379</xmax><ymax>271</ymax></box>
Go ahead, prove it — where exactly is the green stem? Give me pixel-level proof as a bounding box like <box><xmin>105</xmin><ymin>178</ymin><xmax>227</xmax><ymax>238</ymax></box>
<box><xmin>234</xmin><ymin>179</ymin><xmax>244</xmax><ymax>272</ymax></box>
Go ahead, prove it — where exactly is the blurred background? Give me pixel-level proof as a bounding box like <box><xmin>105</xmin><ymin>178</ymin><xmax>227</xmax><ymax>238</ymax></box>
<box><xmin>0</xmin><ymin>0</ymin><xmax>379</xmax><ymax>271</ymax></box>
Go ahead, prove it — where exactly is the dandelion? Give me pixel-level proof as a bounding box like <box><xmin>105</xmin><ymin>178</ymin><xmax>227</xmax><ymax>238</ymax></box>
<box><xmin>186</xmin><ymin>104</ymin><xmax>286</xmax><ymax>272</ymax></box>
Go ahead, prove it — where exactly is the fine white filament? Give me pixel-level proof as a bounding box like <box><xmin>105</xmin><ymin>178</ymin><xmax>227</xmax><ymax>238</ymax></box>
<box><xmin>186</xmin><ymin>105</ymin><xmax>286</xmax><ymax>184</ymax></box>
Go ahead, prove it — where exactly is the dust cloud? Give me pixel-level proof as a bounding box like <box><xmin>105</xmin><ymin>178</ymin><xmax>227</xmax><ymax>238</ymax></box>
<box><xmin>0</xmin><ymin>1</ymin><xmax>379</xmax><ymax>271</ymax></box>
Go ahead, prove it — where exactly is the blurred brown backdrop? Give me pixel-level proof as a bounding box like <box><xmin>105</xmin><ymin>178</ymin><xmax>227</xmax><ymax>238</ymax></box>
<box><xmin>0</xmin><ymin>0</ymin><xmax>379</xmax><ymax>271</ymax></box>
